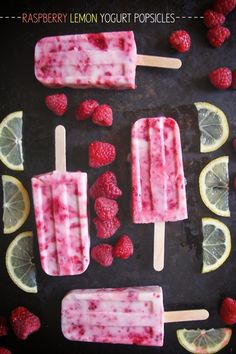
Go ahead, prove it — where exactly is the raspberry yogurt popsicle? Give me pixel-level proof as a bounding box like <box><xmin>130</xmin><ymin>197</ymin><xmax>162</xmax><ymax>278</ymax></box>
<box><xmin>35</xmin><ymin>31</ymin><xmax>181</xmax><ymax>90</ymax></box>
<box><xmin>131</xmin><ymin>117</ymin><xmax>188</xmax><ymax>271</ymax></box>
<box><xmin>61</xmin><ymin>286</ymin><xmax>208</xmax><ymax>346</ymax></box>
<box><xmin>31</xmin><ymin>126</ymin><xmax>90</xmax><ymax>276</ymax></box>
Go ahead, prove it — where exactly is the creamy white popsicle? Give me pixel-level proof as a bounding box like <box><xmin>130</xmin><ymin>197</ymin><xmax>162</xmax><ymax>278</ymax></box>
<box><xmin>131</xmin><ymin>117</ymin><xmax>188</xmax><ymax>271</ymax></box>
<box><xmin>35</xmin><ymin>31</ymin><xmax>137</xmax><ymax>89</ymax></box>
<box><xmin>62</xmin><ymin>286</ymin><xmax>164</xmax><ymax>346</ymax></box>
<box><xmin>35</xmin><ymin>31</ymin><xmax>181</xmax><ymax>90</ymax></box>
<box><xmin>32</xmin><ymin>171</ymin><xmax>90</xmax><ymax>276</ymax></box>
<box><xmin>131</xmin><ymin>117</ymin><xmax>187</xmax><ymax>223</ymax></box>
<box><xmin>61</xmin><ymin>286</ymin><xmax>209</xmax><ymax>346</ymax></box>
<box><xmin>31</xmin><ymin>126</ymin><xmax>90</xmax><ymax>276</ymax></box>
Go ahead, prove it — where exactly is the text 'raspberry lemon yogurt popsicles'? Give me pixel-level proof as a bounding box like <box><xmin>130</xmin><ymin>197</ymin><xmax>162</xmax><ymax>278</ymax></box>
<box><xmin>61</xmin><ymin>286</ymin><xmax>209</xmax><ymax>346</ymax></box>
<box><xmin>131</xmin><ymin>117</ymin><xmax>188</xmax><ymax>271</ymax></box>
<box><xmin>31</xmin><ymin>126</ymin><xmax>90</xmax><ymax>276</ymax></box>
<box><xmin>35</xmin><ymin>31</ymin><xmax>182</xmax><ymax>90</ymax></box>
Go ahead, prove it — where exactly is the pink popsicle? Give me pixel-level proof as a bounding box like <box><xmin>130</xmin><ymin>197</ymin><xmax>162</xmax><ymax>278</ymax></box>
<box><xmin>35</xmin><ymin>31</ymin><xmax>137</xmax><ymax>89</ymax></box>
<box><xmin>31</xmin><ymin>126</ymin><xmax>90</xmax><ymax>276</ymax></box>
<box><xmin>32</xmin><ymin>171</ymin><xmax>90</xmax><ymax>276</ymax></box>
<box><xmin>131</xmin><ymin>117</ymin><xmax>187</xmax><ymax>271</ymax></box>
<box><xmin>131</xmin><ymin>117</ymin><xmax>187</xmax><ymax>223</ymax></box>
<box><xmin>61</xmin><ymin>286</ymin><xmax>164</xmax><ymax>346</ymax></box>
<box><xmin>34</xmin><ymin>31</ymin><xmax>181</xmax><ymax>90</ymax></box>
<box><xmin>61</xmin><ymin>286</ymin><xmax>209</xmax><ymax>346</ymax></box>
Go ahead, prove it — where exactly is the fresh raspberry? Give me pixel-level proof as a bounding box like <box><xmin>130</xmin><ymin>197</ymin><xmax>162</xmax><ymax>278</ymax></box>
<box><xmin>89</xmin><ymin>171</ymin><xmax>122</xmax><ymax>199</ymax></box>
<box><xmin>92</xmin><ymin>104</ymin><xmax>113</xmax><ymax>127</ymax></box>
<box><xmin>234</xmin><ymin>176</ymin><xmax>236</xmax><ymax>189</ymax></box>
<box><xmin>94</xmin><ymin>197</ymin><xmax>118</xmax><ymax>220</ymax></box>
<box><xmin>203</xmin><ymin>9</ymin><xmax>225</xmax><ymax>28</ymax></box>
<box><xmin>220</xmin><ymin>297</ymin><xmax>236</xmax><ymax>324</ymax></box>
<box><xmin>169</xmin><ymin>30</ymin><xmax>191</xmax><ymax>53</ymax></box>
<box><xmin>0</xmin><ymin>348</ymin><xmax>11</xmax><ymax>354</ymax></box>
<box><xmin>207</xmin><ymin>26</ymin><xmax>231</xmax><ymax>47</ymax></box>
<box><xmin>232</xmin><ymin>138</ymin><xmax>236</xmax><ymax>151</ymax></box>
<box><xmin>213</xmin><ymin>0</ymin><xmax>236</xmax><ymax>15</ymax></box>
<box><xmin>45</xmin><ymin>93</ymin><xmax>67</xmax><ymax>116</ymax></box>
<box><xmin>10</xmin><ymin>307</ymin><xmax>41</xmax><ymax>340</ymax></box>
<box><xmin>89</xmin><ymin>141</ymin><xmax>116</xmax><ymax>168</ymax></box>
<box><xmin>113</xmin><ymin>235</ymin><xmax>134</xmax><ymax>260</ymax></box>
<box><xmin>0</xmin><ymin>317</ymin><xmax>8</xmax><ymax>336</ymax></box>
<box><xmin>209</xmin><ymin>67</ymin><xmax>232</xmax><ymax>89</ymax></box>
<box><xmin>75</xmin><ymin>99</ymin><xmax>99</xmax><ymax>120</ymax></box>
<box><xmin>232</xmin><ymin>69</ymin><xmax>236</xmax><ymax>89</ymax></box>
<box><xmin>93</xmin><ymin>216</ymin><xmax>120</xmax><ymax>238</ymax></box>
<box><xmin>91</xmin><ymin>244</ymin><xmax>113</xmax><ymax>267</ymax></box>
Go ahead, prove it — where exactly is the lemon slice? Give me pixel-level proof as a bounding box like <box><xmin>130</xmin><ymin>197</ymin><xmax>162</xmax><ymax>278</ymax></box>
<box><xmin>2</xmin><ymin>175</ymin><xmax>30</xmax><ymax>234</ymax></box>
<box><xmin>202</xmin><ymin>217</ymin><xmax>231</xmax><ymax>273</ymax></box>
<box><xmin>199</xmin><ymin>156</ymin><xmax>229</xmax><ymax>217</ymax></box>
<box><xmin>177</xmin><ymin>328</ymin><xmax>232</xmax><ymax>354</ymax></box>
<box><xmin>0</xmin><ymin>111</ymin><xmax>24</xmax><ymax>170</ymax></box>
<box><xmin>6</xmin><ymin>231</ymin><xmax>37</xmax><ymax>293</ymax></box>
<box><xmin>194</xmin><ymin>102</ymin><xmax>229</xmax><ymax>153</ymax></box>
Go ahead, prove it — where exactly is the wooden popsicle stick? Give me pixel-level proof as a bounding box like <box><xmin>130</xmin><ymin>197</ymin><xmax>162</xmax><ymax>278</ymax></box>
<box><xmin>164</xmin><ymin>309</ymin><xmax>209</xmax><ymax>323</ymax></box>
<box><xmin>137</xmin><ymin>54</ymin><xmax>182</xmax><ymax>69</ymax></box>
<box><xmin>153</xmin><ymin>222</ymin><xmax>165</xmax><ymax>271</ymax></box>
<box><xmin>55</xmin><ymin>125</ymin><xmax>66</xmax><ymax>172</ymax></box>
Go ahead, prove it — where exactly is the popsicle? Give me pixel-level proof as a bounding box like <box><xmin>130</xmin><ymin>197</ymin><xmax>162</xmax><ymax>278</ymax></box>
<box><xmin>61</xmin><ymin>286</ymin><xmax>209</xmax><ymax>346</ymax></box>
<box><xmin>131</xmin><ymin>117</ymin><xmax>187</xmax><ymax>271</ymax></box>
<box><xmin>35</xmin><ymin>31</ymin><xmax>182</xmax><ymax>90</ymax></box>
<box><xmin>31</xmin><ymin>125</ymin><xmax>90</xmax><ymax>276</ymax></box>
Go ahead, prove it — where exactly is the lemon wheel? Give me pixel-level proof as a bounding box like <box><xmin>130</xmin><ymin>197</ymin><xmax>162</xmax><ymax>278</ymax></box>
<box><xmin>2</xmin><ymin>175</ymin><xmax>30</xmax><ymax>234</ymax></box>
<box><xmin>202</xmin><ymin>218</ymin><xmax>231</xmax><ymax>273</ymax></box>
<box><xmin>194</xmin><ymin>102</ymin><xmax>229</xmax><ymax>153</ymax></box>
<box><xmin>199</xmin><ymin>156</ymin><xmax>229</xmax><ymax>217</ymax></box>
<box><xmin>6</xmin><ymin>231</ymin><xmax>37</xmax><ymax>293</ymax></box>
<box><xmin>0</xmin><ymin>111</ymin><xmax>24</xmax><ymax>170</ymax></box>
<box><xmin>177</xmin><ymin>328</ymin><xmax>232</xmax><ymax>354</ymax></box>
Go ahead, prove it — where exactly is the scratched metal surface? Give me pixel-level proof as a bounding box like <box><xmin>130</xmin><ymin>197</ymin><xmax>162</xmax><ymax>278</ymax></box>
<box><xmin>0</xmin><ymin>0</ymin><xmax>236</xmax><ymax>353</ymax></box>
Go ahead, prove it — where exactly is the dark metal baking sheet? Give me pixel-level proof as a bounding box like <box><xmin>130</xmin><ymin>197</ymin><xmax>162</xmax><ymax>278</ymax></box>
<box><xmin>0</xmin><ymin>0</ymin><xmax>236</xmax><ymax>353</ymax></box>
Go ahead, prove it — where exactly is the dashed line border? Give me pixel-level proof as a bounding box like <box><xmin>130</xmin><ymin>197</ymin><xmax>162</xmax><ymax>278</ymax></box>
<box><xmin>175</xmin><ymin>16</ymin><xmax>204</xmax><ymax>19</ymax></box>
<box><xmin>0</xmin><ymin>16</ymin><xmax>21</xmax><ymax>19</ymax></box>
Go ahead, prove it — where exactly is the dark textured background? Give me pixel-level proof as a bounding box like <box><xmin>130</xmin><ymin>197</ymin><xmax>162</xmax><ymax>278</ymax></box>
<box><xmin>0</xmin><ymin>0</ymin><xmax>236</xmax><ymax>353</ymax></box>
